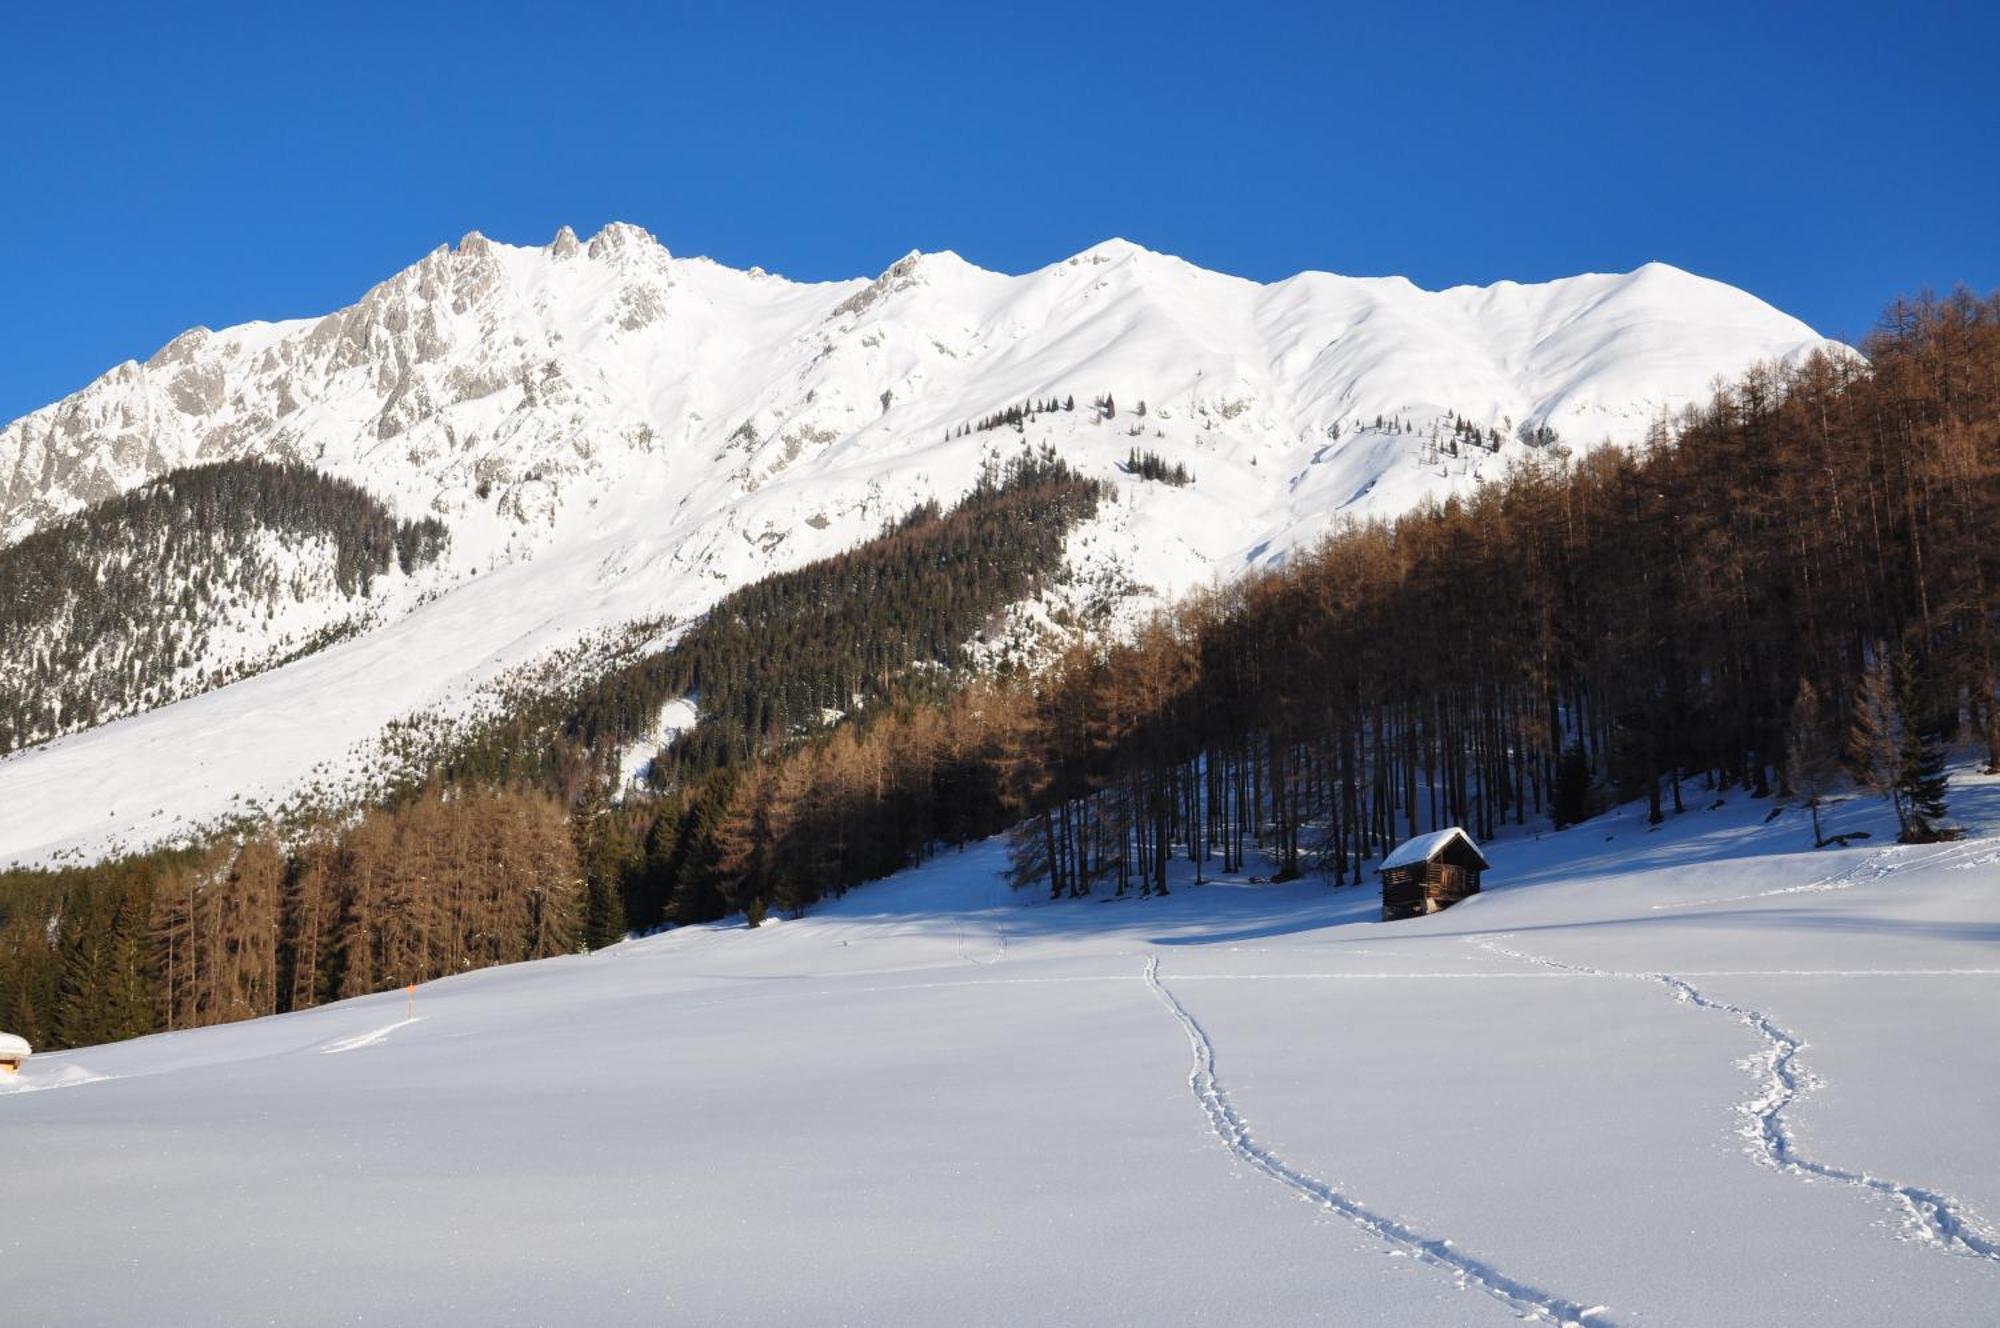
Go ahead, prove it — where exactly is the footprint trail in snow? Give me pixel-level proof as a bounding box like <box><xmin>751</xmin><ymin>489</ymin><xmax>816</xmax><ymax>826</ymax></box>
<box><xmin>1472</xmin><ymin>936</ymin><xmax>2000</xmax><ymax>1264</ymax></box>
<box><xmin>1145</xmin><ymin>954</ymin><xmax>1615</xmax><ymax>1326</ymax></box>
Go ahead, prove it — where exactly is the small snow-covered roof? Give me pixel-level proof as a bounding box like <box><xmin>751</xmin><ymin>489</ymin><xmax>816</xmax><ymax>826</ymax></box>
<box><xmin>0</xmin><ymin>1032</ymin><xmax>30</xmax><ymax>1062</ymax></box>
<box><xmin>1381</xmin><ymin>827</ymin><xmax>1488</xmax><ymax>872</ymax></box>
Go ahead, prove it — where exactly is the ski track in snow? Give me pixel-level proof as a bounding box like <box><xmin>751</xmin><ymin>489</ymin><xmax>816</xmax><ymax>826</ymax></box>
<box><xmin>1472</xmin><ymin>936</ymin><xmax>2000</xmax><ymax>1265</ymax></box>
<box><xmin>319</xmin><ymin>1017</ymin><xmax>423</xmax><ymax>1055</ymax></box>
<box><xmin>1649</xmin><ymin>836</ymin><xmax>2000</xmax><ymax>910</ymax></box>
<box><xmin>0</xmin><ymin>1066</ymin><xmax>118</xmax><ymax>1096</ymax></box>
<box><xmin>1143</xmin><ymin>954</ymin><xmax>1615</xmax><ymax>1326</ymax></box>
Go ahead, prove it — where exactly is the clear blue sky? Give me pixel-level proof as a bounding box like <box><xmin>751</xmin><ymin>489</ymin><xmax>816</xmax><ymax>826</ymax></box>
<box><xmin>3</xmin><ymin>1</ymin><xmax>1993</xmax><ymax>422</ymax></box>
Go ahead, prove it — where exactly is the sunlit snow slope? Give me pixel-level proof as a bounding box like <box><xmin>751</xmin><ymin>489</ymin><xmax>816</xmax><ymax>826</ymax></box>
<box><xmin>7</xmin><ymin>778</ymin><xmax>1997</xmax><ymax>1326</ymax></box>
<box><xmin>0</xmin><ymin>227</ymin><xmax>1842</xmax><ymax>864</ymax></box>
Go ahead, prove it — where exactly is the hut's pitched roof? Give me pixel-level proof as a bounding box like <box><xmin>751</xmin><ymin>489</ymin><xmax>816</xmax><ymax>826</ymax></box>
<box><xmin>1381</xmin><ymin>826</ymin><xmax>1489</xmax><ymax>872</ymax></box>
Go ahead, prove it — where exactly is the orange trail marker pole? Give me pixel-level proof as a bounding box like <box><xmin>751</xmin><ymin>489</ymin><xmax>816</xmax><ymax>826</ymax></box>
<box><xmin>406</xmin><ymin>984</ymin><xmax>415</xmax><ymax>1020</ymax></box>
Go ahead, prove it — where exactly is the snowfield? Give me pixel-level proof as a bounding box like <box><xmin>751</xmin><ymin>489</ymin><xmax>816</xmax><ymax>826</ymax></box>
<box><xmin>0</xmin><ymin>227</ymin><xmax>1843</xmax><ymax>867</ymax></box>
<box><xmin>7</xmin><ymin>778</ymin><xmax>1998</xmax><ymax>1325</ymax></box>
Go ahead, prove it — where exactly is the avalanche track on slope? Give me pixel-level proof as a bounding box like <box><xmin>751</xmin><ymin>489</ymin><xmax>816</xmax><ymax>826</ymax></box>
<box><xmin>1471</xmin><ymin>935</ymin><xmax>2000</xmax><ymax>1264</ymax></box>
<box><xmin>1143</xmin><ymin>955</ymin><xmax>1615</xmax><ymax>1326</ymax></box>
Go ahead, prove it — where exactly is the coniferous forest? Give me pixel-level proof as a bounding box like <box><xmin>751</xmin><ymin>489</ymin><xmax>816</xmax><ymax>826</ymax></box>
<box><xmin>0</xmin><ymin>788</ymin><xmax>578</xmax><ymax>1048</ymax></box>
<box><xmin>0</xmin><ymin>459</ymin><xmax>448</xmax><ymax>754</ymax></box>
<box><xmin>399</xmin><ymin>445</ymin><xmax>1104</xmax><ymax>798</ymax></box>
<box><xmin>5</xmin><ymin>290</ymin><xmax>1997</xmax><ymax>1050</ymax></box>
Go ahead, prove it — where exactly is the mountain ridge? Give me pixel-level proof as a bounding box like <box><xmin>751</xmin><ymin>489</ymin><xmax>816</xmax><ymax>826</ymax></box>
<box><xmin>0</xmin><ymin>224</ymin><xmax>1846</xmax><ymax>866</ymax></box>
<box><xmin>0</xmin><ymin>225</ymin><xmax>1829</xmax><ymax>546</ymax></box>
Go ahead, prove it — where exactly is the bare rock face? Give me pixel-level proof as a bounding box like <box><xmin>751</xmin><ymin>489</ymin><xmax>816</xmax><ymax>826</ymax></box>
<box><xmin>0</xmin><ymin>233</ymin><xmax>618</xmax><ymax>545</ymax></box>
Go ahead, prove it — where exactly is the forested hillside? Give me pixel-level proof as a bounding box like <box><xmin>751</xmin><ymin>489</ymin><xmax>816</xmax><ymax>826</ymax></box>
<box><xmin>0</xmin><ymin>460</ymin><xmax>447</xmax><ymax>754</ymax></box>
<box><xmin>622</xmin><ymin>288</ymin><xmax>2000</xmax><ymax>917</ymax></box>
<box><xmin>0</xmin><ymin>450</ymin><xmax>1102</xmax><ymax>1045</ymax></box>
<box><xmin>991</xmin><ymin>290</ymin><xmax>1999</xmax><ymax>895</ymax></box>
<box><xmin>605</xmin><ymin>446</ymin><xmax>1103</xmax><ymax>779</ymax></box>
<box><xmin>6</xmin><ymin>290</ymin><xmax>1992</xmax><ymax>1053</ymax></box>
<box><xmin>390</xmin><ymin>448</ymin><xmax>1103</xmax><ymax>797</ymax></box>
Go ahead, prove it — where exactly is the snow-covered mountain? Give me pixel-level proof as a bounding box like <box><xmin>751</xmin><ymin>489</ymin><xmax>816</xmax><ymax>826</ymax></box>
<box><xmin>0</xmin><ymin>226</ymin><xmax>1843</xmax><ymax>864</ymax></box>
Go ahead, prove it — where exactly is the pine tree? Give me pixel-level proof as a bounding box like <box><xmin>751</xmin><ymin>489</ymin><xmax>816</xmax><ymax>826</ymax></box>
<box><xmin>1847</xmin><ymin>648</ymin><xmax>1904</xmax><ymax>833</ymax></box>
<box><xmin>55</xmin><ymin>874</ymin><xmax>156</xmax><ymax>1048</ymax></box>
<box><xmin>575</xmin><ymin>805</ymin><xmax>638</xmax><ymax>949</ymax></box>
<box><xmin>101</xmin><ymin>876</ymin><xmax>160</xmax><ymax>1041</ymax></box>
<box><xmin>1892</xmin><ymin>652</ymin><xmax>1950</xmax><ymax>841</ymax></box>
<box><xmin>1895</xmin><ymin>724</ymin><xmax>1950</xmax><ymax>841</ymax></box>
<box><xmin>1553</xmin><ymin>742</ymin><xmax>1592</xmax><ymax>829</ymax></box>
<box><xmin>583</xmin><ymin>872</ymin><xmax>629</xmax><ymax>948</ymax></box>
<box><xmin>1785</xmin><ymin>678</ymin><xmax>1839</xmax><ymax>846</ymax></box>
<box><xmin>54</xmin><ymin>886</ymin><xmax>110</xmax><ymax>1047</ymax></box>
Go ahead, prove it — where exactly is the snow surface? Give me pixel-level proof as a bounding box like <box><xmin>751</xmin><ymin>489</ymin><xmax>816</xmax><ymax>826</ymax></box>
<box><xmin>7</xmin><ymin>777</ymin><xmax>1997</xmax><ymax>1325</ymax></box>
<box><xmin>0</xmin><ymin>228</ymin><xmax>1844</xmax><ymax>866</ymax></box>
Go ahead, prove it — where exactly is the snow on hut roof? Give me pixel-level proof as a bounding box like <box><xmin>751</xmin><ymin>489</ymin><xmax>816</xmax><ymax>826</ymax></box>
<box><xmin>1381</xmin><ymin>827</ymin><xmax>1489</xmax><ymax>872</ymax></box>
<box><xmin>0</xmin><ymin>1033</ymin><xmax>30</xmax><ymax>1061</ymax></box>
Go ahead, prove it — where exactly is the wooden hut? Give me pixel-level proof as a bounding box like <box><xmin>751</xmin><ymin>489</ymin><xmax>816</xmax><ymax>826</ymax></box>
<box><xmin>0</xmin><ymin>1032</ymin><xmax>29</xmax><ymax>1076</ymax></box>
<box><xmin>1380</xmin><ymin>827</ymin><xmax>1488</xmax><ymax>921</ymax></box>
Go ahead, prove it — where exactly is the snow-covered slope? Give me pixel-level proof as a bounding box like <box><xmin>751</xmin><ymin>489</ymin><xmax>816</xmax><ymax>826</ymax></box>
<box><xmin>0</xmin><ymin>228</ymin><xmax>1843</xmax><ymax>864</ymax></box>
<box><xmin>8</xmin><ymin>776</ymin><xmax>1997</xmax><ymax>1325</ymax></box>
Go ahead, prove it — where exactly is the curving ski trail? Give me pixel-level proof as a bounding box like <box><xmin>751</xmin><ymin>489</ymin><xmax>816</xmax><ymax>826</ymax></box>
<box><xmin>319</xmin><ymin>1017</ymin><xmax>423</xmax><ymax>1055</ymax></box>
<box><xmin>1649</xmin><ymin>835</ymin><xmax>1999</xmax><ymax>911</ymax></box>
<box><xmin>1473</xmin><ymin>937</ymin><xmax>2000</xmax><ymax>1264</ymax></box>
<box><xmin>1144</xmin><ymin>954</ymin><xmax>1615</xmax><ymax>1326</ymax></box>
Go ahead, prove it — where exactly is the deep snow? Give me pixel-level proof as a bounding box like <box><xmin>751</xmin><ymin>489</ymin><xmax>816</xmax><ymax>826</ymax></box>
<box><xmin>6</xmin><ymin>776</ymin><xmax>1997</xmax><ymax>1326</ymax></box>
